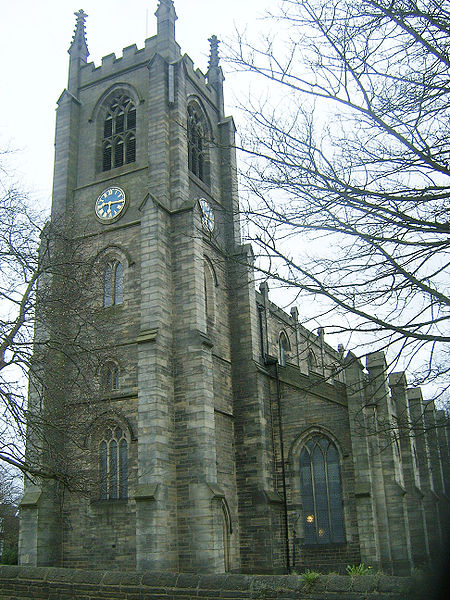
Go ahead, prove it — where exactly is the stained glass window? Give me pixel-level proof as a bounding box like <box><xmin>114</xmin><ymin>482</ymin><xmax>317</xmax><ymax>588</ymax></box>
<box><xmin>300</xmin><ymin>435</ymin><xmax>345</xmax><ymax>545</ymax></box>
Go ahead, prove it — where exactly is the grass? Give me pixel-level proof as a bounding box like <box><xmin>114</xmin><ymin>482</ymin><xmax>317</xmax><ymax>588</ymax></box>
<box><xmin>346</xmin><ymin>563</ymin><xmax>373</xmax><ymax>576</ymax></box>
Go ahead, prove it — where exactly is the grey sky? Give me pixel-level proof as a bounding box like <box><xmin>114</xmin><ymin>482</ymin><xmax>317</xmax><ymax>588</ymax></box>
<box><xmin>0</xmin><ymin>0</ymin><xmax>269</xmax><ymax>209</ymax></box>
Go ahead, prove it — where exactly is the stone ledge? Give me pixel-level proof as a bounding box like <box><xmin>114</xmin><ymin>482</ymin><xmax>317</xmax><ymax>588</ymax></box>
<box><xmin>19</xmin><ymin>487</ymin><xmax>42</xmax><ymax>507</ymax></box>
<box><xmin>136</xmin><ymin>328</ymin><xmax>158</xmax><ymax>344</ymax></box>
<box><xmin>134</xmin><ymin>483</ymin><xmax>159</xmax><ymax>501</ymax></box>
<box><xmin>0</xmin><ymin>566</ymin><xmax>414</xmax><ymax>600</ymax></box>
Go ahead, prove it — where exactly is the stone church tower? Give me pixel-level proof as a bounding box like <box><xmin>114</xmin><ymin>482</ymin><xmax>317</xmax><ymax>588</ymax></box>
<box><xmin>19</xmin><ymin>1</ymin><xmax>448</xmax><ymax>575</ymax></box>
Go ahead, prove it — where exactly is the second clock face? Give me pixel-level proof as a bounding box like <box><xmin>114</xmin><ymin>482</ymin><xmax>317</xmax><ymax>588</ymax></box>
<box><xmin>199</xmin><ymin>198</ymin><xmax>215</xmax><ymax>232</ymax></box>
<box><xmin>95</xmin><ymin>187</ymin><xmax>126</xmax><ymax>223</ymax></box>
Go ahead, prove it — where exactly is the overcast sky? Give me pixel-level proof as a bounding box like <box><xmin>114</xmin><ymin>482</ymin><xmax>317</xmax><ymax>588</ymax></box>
<box><xmin>0</xmin><ymin>0</ymin><xmax>271</xmax><ymax>210</ymax></box>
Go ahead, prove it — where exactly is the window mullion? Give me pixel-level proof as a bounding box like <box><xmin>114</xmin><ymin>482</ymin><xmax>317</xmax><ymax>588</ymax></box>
<box><xmin>310</xmin><ymin>449</ymin><xmax>318</xmax><ymax>543</ymax></box>
<box><xmin>117</xmin><ymin>436</ymin><xmax>121</xmax><ymax>499</ymax></box>
<box><xmin>107</xmin><ymin>440</ymin><xmax>111</xmax><ymax>500</ymax></box>
<box><xmin>111</xmin><ymin>263</ymin><xmax>116</xmax><ymax>305</ymax></box>
<box><xmin>324</xmin><ymin>444</ymin><xmax>333</xmax><ymax>542</ymax></box>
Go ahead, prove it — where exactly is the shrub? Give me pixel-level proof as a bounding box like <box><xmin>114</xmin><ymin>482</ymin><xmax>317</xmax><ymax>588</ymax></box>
<box><xmin>346</xmin><ymin>563</ymin><xmax>372</xmax><ymax>576</ymax></box>
<box><xmin>301</xmin><ymin>569</ymin><xmax>321</xmax><ymax>588</ymax></box>
<box><xmin>0</xmin><ymin>543</ymin><xmax>18</xmax><ymax>565</ymax></box>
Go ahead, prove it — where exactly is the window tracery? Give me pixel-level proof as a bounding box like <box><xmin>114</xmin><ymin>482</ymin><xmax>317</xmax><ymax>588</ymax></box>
<box><xmin>188</xmin><ymin>102</ymin><xmax>207</xmax><ymax>182</ymax></box>
<box><xmin>99</xmin><ymin>425</ymin><xmax>128</xmax><ymax>500</ymax></box>
<box><xmin>102</xmin><ymin>95</ymin><xmax>136</xmax><ymax>171</ymax></box>
<box><xmin>299</xmin><ymin>434</ymin><xmax>345</xmax><ymax>545</ymax></box>
<box><xmin>103</xmin><ymin>362</ymin><xmax>120</xmax><ymax>391</ymax></box>
<box><xmin>104</xmin><ymin>260</ymin><xmax>124</xmax><ymax>307</ymax></box>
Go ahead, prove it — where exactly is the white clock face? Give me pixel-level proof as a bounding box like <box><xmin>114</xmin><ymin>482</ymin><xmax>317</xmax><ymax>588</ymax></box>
<box><xmin>199</xmin><ymin>198</ymin><xmax>215</xmax><ymax>232</ymax></box>
<box><xmin>95</xmin><ymin>187</ymin><xmax>126</xmax><ymax>223</ymax></box>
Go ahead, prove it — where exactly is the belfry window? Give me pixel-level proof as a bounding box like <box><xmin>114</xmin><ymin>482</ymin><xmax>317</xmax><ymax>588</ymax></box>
<box><xmin>99</xmin><ymin>426</ymin><xmax>128</xmax><ymax>500</ymax></box>
<box><xmin>299</xmin><ymin>435</ymin><xmax>345</xmax><ymax>545</ymax></box>
<box><xmin>188</xmin><ymin>103</ymin><xmax>206</xmax><ymax>181</ymax></box>
<box><xmin>104</xmin><ymin>261</ymin><xmax>124</xmax><ymax>307</ymax></box>
<box><xmin>102</xmin><ymin>95</ymin><xmax>136</xmax><ymax>171</ymax></box>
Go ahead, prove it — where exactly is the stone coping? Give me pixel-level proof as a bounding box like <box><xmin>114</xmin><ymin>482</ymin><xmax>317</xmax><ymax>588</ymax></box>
<box><xmin>0</xmin><ymin>565</ymin><xmax>417</xmax><ymax>599</ymax></box>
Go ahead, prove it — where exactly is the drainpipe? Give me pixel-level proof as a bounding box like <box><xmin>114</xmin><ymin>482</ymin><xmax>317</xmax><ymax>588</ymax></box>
<box><xmin>266</xmin><ymin>356</ymin><xmax>291</xmax><ymax>572</ymax></box>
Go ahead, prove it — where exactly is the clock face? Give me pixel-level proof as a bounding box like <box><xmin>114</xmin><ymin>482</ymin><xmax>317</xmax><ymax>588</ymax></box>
<box><xmin>199</xmin><ymin>198</ymin><xmax>215</xmax><ymax>232</ymax></box>
<box><xmin>95</xmin><ymin>187</ymin><xmax>126</xmax><ymax>223</ymax></box>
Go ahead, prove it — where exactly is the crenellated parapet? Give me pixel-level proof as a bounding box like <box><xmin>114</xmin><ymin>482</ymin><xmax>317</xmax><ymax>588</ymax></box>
<box><xmin>63</xmin><ymin>3</ymin><xmax>225</xmax><ymax>123</ymax></box>
<box><xmin>78</xmin><ymin>37</ymin><xmax>159</xmax><ymax>86</ymax></box>
<box><xmin>76</xmin><ymin>41</ymin><xmax>221</xmax><ymax>112</ymax></box>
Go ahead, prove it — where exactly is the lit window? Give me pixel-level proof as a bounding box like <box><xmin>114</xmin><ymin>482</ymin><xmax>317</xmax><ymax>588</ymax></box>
<box><xmin>104</xmin><ymin>261</ymin><xmax>124</xmax><ymax>307</ymax></box>
<box><xmin>102</xmin><ymin>96</ymin><xmax>136</xmax><ymax>171</ymax></box>
<box><xmin>100</xmin><ymin>426</ymin><xmax>128</xmax><ymax>500</ymax></box>
<box><xmin>300</xmin><ymin>435</ymin><xmax>345</xmax><ymax>545</ymax></box>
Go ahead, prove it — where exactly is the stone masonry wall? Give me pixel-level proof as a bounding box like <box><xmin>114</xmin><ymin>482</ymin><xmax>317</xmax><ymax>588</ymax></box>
<box><xmin>0</xmin><ymin>566</ymin><xmax>415</xmax><ymax>600</ymax></box>
<box><xmin>274</xmin><ymin>367</ymin><xmax>361</xmax><ymax>574</ymax></box>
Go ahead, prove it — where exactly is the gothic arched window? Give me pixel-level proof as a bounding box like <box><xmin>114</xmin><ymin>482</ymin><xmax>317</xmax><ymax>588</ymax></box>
<box><xmin>299</xmin><ymin>435</ymin><xmax>345</xmax><ymax>545</ymax></box>
<box><xmin>307</xmin><ymin>351</ymin><xmax>317</xmax><ymax>373</ymax></box>
<box><xmin>102</xmin><ymin>95</ymin><xmax>136</xmax><ymax>171</ymax></box>
<box><xmin>279</xmin><ymin>331</ymin><xmax>290</xmax><ymax>367</ymax></box>
<box><xmin>103</xmin><ymin>362</ymin><xmax>119</xmax><ymax>391</ymax></box>
<box><xmin>221</xmin><ymin>504</ymin><xmax>231</xmax><ymax>572</ymax></box>
<box><xmin>204</xmin><ymin>258</ymin><xmax>217</xmax><ymax>328</ymax></box>
<box><xmin>104</xmin><ymin>260</ymin><xmax>124</xmax><ymax>307</ymax></box>
<box><xmin>188</xmin><ymin>103</ymin><xmax>207</xmax><ymax>182</ymax></box>
<box><xmin>99</xmin><ymin>425</ymin><xmax>128</xmax><ymax>500</ymax></box>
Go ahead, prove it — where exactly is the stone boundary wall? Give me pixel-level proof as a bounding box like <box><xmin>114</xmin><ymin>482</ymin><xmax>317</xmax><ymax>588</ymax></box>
<box><xmin>0</xmin><ymin>566</ymin><xmax>418</xmax><ymax>600</ymax></box>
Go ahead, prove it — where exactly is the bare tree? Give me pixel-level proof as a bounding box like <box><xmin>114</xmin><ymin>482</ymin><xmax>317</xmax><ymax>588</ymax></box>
<box><xmin>230</xmin><ymin>0</ymin><xmax>450</xmax><ymax>399</ymax></box>
<box><xmin>0</xmin><ymin>464</ymin><xmax>20</xmax><ymax>564</ymax></box>
<box><xmin>0</xmin><ymin>156</ymin><xmax>106</xmax><ymax>490</ymax></box>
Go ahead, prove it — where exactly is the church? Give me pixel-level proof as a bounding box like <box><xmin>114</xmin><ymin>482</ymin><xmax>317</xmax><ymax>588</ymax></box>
<box><xmin>18</xmin><ymin>1</ymin><xmax>448</xmax><ymax>575</ymax></box>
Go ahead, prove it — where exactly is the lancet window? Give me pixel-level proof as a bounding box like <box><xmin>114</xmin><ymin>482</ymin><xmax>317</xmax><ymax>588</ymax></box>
<box><xmin>103</xmin><ymin>362</ymin><xmax>120</xmax><ymax>391</ymax></box>
<box><xmin>204</xmin><ymin>258</ymin><xmax>217</xmax><ymax>327</ymax></box>
<box><xmin>279</xmin><ymin>331</ymin><xmax>290</xmax><ymax>367</ymax></box>
<box><xmin>104</xmin><ymin>260</ymin><xmax>124</xmax><ymax>307</ymax></box>
<box><xmin>307</xmin><ymin>351</ymin><xmax>317</xmax><ymax>373</ymax></box>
